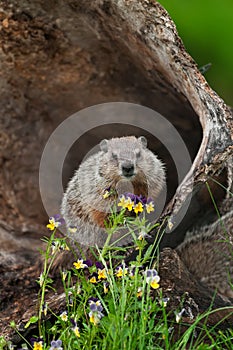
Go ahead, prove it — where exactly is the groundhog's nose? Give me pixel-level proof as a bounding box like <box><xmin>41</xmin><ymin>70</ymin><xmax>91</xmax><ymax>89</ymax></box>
<box><xmin>122</xmin><ymin>163</ymin><xmax>135</xmax><ymax>177</ymax></box>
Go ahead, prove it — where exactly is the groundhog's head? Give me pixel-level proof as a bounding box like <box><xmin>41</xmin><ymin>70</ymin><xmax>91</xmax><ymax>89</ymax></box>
<box><xmin>99</xmin><ymin>136</ymin><xmax>148</xmax><ymax>182</ymax></box>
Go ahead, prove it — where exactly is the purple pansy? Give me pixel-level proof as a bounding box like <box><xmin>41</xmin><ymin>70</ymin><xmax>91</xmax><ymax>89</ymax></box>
<box><xmin>84</xmin><ymin>259</ymin><xmax>93</xmax><ymax>267</ymax></box>
<box><xmin>49</xmin><ymin>339</ymin><xmax>63</xmax><ymax>350</ymax></box>
<box><xmin>95</xmin><ymin>261</ymin><xmax>104</xmax><ymax>269</ymax></box>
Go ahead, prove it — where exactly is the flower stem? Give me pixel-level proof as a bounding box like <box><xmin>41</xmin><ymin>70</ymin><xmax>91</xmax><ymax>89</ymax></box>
<box><xmin>38</xmin><ymin>230</ymin><xmax>57</xmax><ymax>337</ymax></box>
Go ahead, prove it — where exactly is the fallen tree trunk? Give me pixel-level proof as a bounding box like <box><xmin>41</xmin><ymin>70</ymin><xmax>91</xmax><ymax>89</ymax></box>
<box><xmin>76</xmin><ymin>0</ymin><xmax>233</xmax><ymax>230</ymax></box>
<box><xmin>1</xmin><ymin>0</ymin><xmax>233</xmax><ymax>341</ymax></box>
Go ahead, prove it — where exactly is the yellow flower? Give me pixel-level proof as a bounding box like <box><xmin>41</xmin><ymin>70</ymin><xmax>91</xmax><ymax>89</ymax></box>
<box><xmin>68</xmin><ymin>226</ymin><xmax>78</xmax><ymax>233</ymax></box>
<box><xmin>89</xmin><ymin>311</ymin><xmax>102</xmax><ymax>326</ymax></box>
<box><xmin>137</xmin><ymin>287</ymin><xmax>143</xmax><ymax>298</ymax></box>
<box><xmin>46</xmin><ymin>216</ymin><xmax>60</xmax><ymax>230</ymax></box>
<box><xmin>62</xmin><ymin>270</ymin><xmax>67</xmax><ymax>281</ymax></box>
<box><xmin>167</xmin><ymin>220</ymin><xmax>174</xmax><ymax>231</ymax></box>
<box><xmin>73</xmin><ymin>259</ymin><xmax>87</xmax><ymax>269</ymax></box>
<box><xmin>125</xmin><ymin>197</ymin><xmax>134</xmax><ymax>211</ymax></box>
<box><xmin>116</xmin><ymin>266</ymin><xmax>128</xmax><ymax>278</ymax></box>
<box><xmin>33</xmin><ymin>342</ymin><xmax>43</xmax><ymax>350</ymax></box>
<box><xmin>90</xmin><ymin>276</ymin><xmax>97</xmax><ymax>284</ymax></box>
<box><xmin>118</xmin><ymin>195</ymin><xmax>128</xmax><ymax>208</ymax></box>
<box><xmin>38</xmin><ymin>273</ymin><xmax>44</xmax><ymax>287</ymax></box>
<box><xmin>118</xmin><ymin>195</ymin><xmax>135</xmax><ymax>211</ymax></box>
<box><xmin>150</xmin><ymin>279</ymin><xmax>160</xmax><ymax>289</ymax></box>
<box><xmin>60</xmin><ymin>311</ymin><xmax>68</xmax><ymax>322</ymax></box>
<box><xmin>138</xmin><ymin>230</ymin><xmax>148</xmax><ymax>240</ymax></box>
<box><xmin>73</xmin><ymin>325</ymin><xmax>80</xmax><ymax>337</ymax></box>
<box><xmin>46</xmin><ymin>220</ymin><xmax>56</xmax><ymax>231</ymax></box>
<box><xmin>103</xmin><ymin>282</ymin><xmax>109</xmax><ymax>294</ymax></box>
<box><xmin>89</xmin><ymin>313</ymin><xmax>98</xmax><ymax>325</ymax></box>
<box><xmin>145</xmin><ymin>269</ymin><xmax>160</xmax><ymax>289</ymax></box>
<box><xmin>133</xmin><ymin>202</ymin><xmax>144</xmax><ymax>214</ymax></box>
<box><xmin>145</xmin><ymin>201</ymin><xmax>155</xmax><ymax>213</ymax></box>
<box><xmin>89</xmin><ymin>299</ymin><xmax>104</xmax><ymax>326</ymax></box>
<box><xmin>98</xmin><ymin>268</ymin><xmax>107</xmax><ymax>280</ymax></box>
<box><xmin>103</xmin><ymin>190</ymin><xmax>110</xmax><ymax>199</ymax></box>
<box><xmin>76</xmin><ymin>284</ymin><xmax>82</xmax><ymax>294</ymax></box>
<box><xmin>46</xmin><ymin>215</ymin><xmax>65</xmax><ymax>230</ymax></box>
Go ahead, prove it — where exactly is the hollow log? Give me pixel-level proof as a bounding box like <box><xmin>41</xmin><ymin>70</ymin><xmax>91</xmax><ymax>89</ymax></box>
<box><xmin>1</xmin><ymin>0</ymin><xmax>233</xmax><ymax>341</ymax></box>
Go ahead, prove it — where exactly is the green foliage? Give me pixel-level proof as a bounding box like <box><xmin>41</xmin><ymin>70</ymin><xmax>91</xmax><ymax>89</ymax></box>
<box><xmin>8</xmin><ymin>196</ymin><xmax>233</xmax><ymax>350</ymax></box>
<box><xmin>0</xmin><ymin>336</ymin><xmax>7</xmax><ymax>348</ymax></box>
<box><xmin>159</xmin><ymin>0</ymin><xmax>233</xmax><ymax>105</ymax></box>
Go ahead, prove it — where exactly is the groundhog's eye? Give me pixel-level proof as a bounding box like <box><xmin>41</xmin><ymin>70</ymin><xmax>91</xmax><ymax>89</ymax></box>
<box><xmin>112</xmin><ymin>152</ymin><xmax>118</xmax><ymax>160</ymax></box>
<box><xmin>135</xmin><ymin>149</ymin><xmax>141</xmax><ymax>159</ymax></box>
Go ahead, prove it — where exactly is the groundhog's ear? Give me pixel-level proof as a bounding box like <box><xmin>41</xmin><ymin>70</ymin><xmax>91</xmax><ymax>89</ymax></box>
<box><xmin>138</xmin><ymin>136</ymin><xmax>147</xmax><ymax>148</ymax></box>
<box><xmin>100</xmin><ymin>139</ymin><xmax>108</xmax><ymax>152</ymax></box>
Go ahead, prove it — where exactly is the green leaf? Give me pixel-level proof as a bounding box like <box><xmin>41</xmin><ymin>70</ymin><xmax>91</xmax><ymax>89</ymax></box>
<box><xmin>0</xmin><ymin>336</ymin><xmax>7</xmax><ymax>347</ymax></box>
<box><xmin>24</xmin><ymin>315</ymin><xmax>39</xmax><ymax>329</ymax></box>
<box><xmin>9</xmin><ymin>320</ymin><xmax>16</xmax><ymax>328</ymax></box>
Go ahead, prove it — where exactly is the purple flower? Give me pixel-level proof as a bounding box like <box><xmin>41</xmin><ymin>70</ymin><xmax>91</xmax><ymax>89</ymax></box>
<box><xmin>129</xmin><ymin>266</ymin><xmax>136</xmax><ymax>277</ymax></box>
<box><xmin>68</xmin><ymin>293</ymin><xmax>74</xmax><ymax>306</ymax></box>
<box><xmin>70</xmin><ymin>318</ymin><xmax>77</xmax><ymax>327</ymax></box>
<box><xmin>146</xmin><ymin>197</ymin><xmax>153</xmax><ymax>204</ymax></box>
<box><xmin>88</xmin><ymin>298</ymin><xmax>104</xmax><ymax>315</ymax></box>
<box><xmin>89</xmin><ymin>300</ymin><xmax>103</xmax><ymax>313</ymax></box>
<box><xmin>123</xmin><ymin>192</ymin><xmax>148</xmax><ymax>205</ymax></box>
<box><xmin>124</xmin><ymin>192</ymin><xmax>136</xmax><ymax>202</ymax></box>
<box><xmin>95</xmin><ymin>261</ymin><xmax>104</xmax><ymax>269</ymax></box>
<box><xmin>30</xmin><ymin>337</ymin><xmax>43</xmax><ymax>349</ymax></box>
<box><xmin>31</xmin><ymin>337</ymin><xmax>43</xmax><ymax>344</ymax></box>
<box><xmin>145</xmin><ymin>269</ymin><xmax>159</xmax><ymax>278</ymax></box>
<box><xmin>53</xmin><ymin>214</ymin><xmax>66</xmax><ymax>226</ymax></box>
<box><xmin>88</xmin><ymin>299</ymin><xmax>104</xmax><ymax>325</ymax></box>
<box><xmin>145</xmin><ymin>269</ymin><xmax>160</xmax><ymax>289</ymax></box>
<box><xmin>160</xmin><ymin>297</ymin><xmax>170</xmax><ymax>307</ymax></box>
<box><xmin>49</xmin><ymin>339</ymin><xmax>63</xmax><ymax>350</ymax></box>
<box><xmin>115</xmin><ymin>262</ymin><xmax>128</xmax><ymax>277</ymax></box>
<box><xmin>103</xmin><ymin>282</ymin><xmax>109</xmax><ymax>294</ymax></box>
<box><xmin>104</xmin><ymin>186</ymin><xmax>111</xmax><ymax>192</ymax></box>
<box><xmin>138</xmin><ymin>230</ymin><xmax>151</xmax><ymax>240</ymax></box>
<box><xmin>47</xmin><ymin>215</ymin><xmax>65</xmax><ymax>230</ymax></box>
<box><xmin>84</xmin><ymin>259</ymin><xmax>93</xmax><ymax>267</ymax></box>
<box><xmin>137</xmin><ymin>195</ymin><xmax>147</xmax><ymax>205</ymax></box>
<box><xmin>88</xmin><ymin>296</ymin><xmax>99</xmax><ymax>303</ymax></box>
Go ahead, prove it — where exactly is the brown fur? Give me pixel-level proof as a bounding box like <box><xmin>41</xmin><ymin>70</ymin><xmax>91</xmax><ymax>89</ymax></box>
<box><xmin>91</xmin><ymin>209</ymin><xmax>108</xmax><ymax>228</ymax></box>
<box><xmin>61</xmin><ymin>136</ymin><xmax>166</xmax><ymax>248</ymax></box>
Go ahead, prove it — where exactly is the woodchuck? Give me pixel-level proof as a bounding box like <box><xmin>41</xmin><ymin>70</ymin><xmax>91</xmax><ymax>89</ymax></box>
<box><xmin>176</xmin><ymin>205</ymin><xmax>233</xmax><ymax>299</ymax></box>
<box><xmin>61</xmin><ymin>136</ymin><xmax>166</xmax><ymax>248</ymax></box>
<box><xmin>60</xmin><ymin>135</ymin><xmax>233</xmax><ymax>300</ymax></box>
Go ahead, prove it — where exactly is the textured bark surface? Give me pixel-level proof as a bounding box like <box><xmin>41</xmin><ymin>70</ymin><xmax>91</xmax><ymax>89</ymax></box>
<box><xmin>1</xmin><ymin>0</ymin><xmax>233</xmax><ymax>341</ymax></box>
